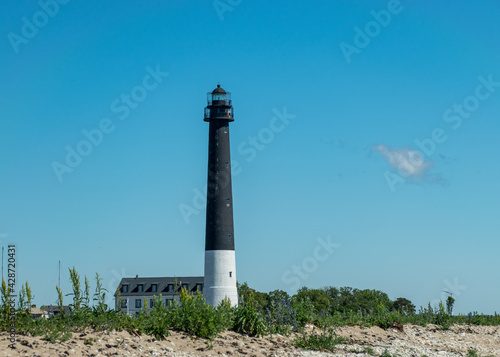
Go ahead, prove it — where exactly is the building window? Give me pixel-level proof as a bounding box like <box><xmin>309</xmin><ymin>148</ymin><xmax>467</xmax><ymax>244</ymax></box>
<box><xmin>225</xmin><ymin>161</ymin><xmax>228</xmax><ymax>168</ymax></box>
<box><xmin>137</xmin><ymin>284</ymin><xmax>144</xmax><ymax>293</ymax></box>
<box><xmin>228</xmin><ymin>234</ymin><xmax>231</xmax><ymax>241</ymax></box>
<box><xmin>150</xmin><ymin>299</ymin><xmax>154</xmax><ymax>308</ymax></box>
<box><xmin>182</xmin><ymin>283</ymin><xmax>189</xmax><ymax>291</ymax></box>
<box><xmin>166</xmin><ymin>298</ymin><xmax>173</xmax><ymax>307</ymax></box>
<box><xmin>166</xmin><ymin>284</ymin><xmax>174</xmax><ymax>292</ymax></box>
<box><xmin>224</xmin><ymin>125</ymin><xmax>228</xmax><ymax>133</ymax></box>
<box><xmin>151</xmin><ymin>284</ymin><xmax>157</xmax><ymax>292</ymax></box>
<box><xmin>196</xmin><ymin>284</ymin><xmax>203</xmax><ymax>292</ymax></box>
<box><xmin>229</xmin><ymin>272</ymin><xmax>232</xmax><ymax>278</ymax></box>
<box><xmin>121</xmin><ymin>300</ymin><xmax>127</xmax><ymax>308</ymax></box>
<box><xmin>122</xmin><ymin>285</ymin><xmax>128</xmax><ymax>293</ymax></box>
<box><xmin>135</xmin><ymin>299</ymin><xmax>141</xmax><ymax>308</ymax></box>
<box><xmin>226</xmin><ymin>198</ymin><xmax>230</xmax><ymax>206</ymax></box>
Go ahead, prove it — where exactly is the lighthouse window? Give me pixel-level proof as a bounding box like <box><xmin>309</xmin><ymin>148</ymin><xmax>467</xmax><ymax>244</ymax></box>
<box><xmin>229</xmin><ymin>272</ymin><xmax>232</xmax><ymax>277</ymax></box>
<box><xmin>226</xmin><ymin>198</ymin><xmax>230</xmax><ymax>206</ymax></box>
<box><xmin>225</xmin><ymin>161</ymin><xmax>228</xmax><ymax>168</ymax></box>
<box><xmin>228</xmin><ymin>234</ymin><xmax>231</xmax><ymax>241</ymax></box>
<box><xmin>224</xmin><ymin>126</ymin><xmax>227</xmax><ymax>133</ymax></box>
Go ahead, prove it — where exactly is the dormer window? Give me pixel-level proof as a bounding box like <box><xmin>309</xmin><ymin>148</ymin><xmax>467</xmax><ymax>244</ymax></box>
<box><xmin>137</xmin><ymin>284</ymin><xmax>144</xmax><ymax>293</ymax></box>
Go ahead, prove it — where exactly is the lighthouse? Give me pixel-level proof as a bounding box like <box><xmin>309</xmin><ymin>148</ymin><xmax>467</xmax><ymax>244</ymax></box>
<box><xmin>203</xmin><ymin>85</ymin><xmax>238</xmax><ymax>307</ymax></box>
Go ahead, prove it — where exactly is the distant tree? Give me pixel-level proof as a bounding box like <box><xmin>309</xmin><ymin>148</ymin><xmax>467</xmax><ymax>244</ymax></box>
<box><xmin>338</xmin><ymin>286</ymin><xmax>355</xmax><ymax>312</ymax></box>
<box><xmin>268</xmin><ymin>289</ymin><xmax>291</xmax><ymax>306</ymax></box>
<box><xmin>323</xmin><ymin>286</ymin><xmax>341</xmax><ymax>311</ymax></box>
<box><xmin>446</xmin><ymin>296</ymin><xmax>455</xmax><ymax>316</ymax></box>
<box><xmin>294</xmin><ymin>287</ymin><xmax>330</xmax><ymax>314</ymax></box>
<box><xmin>392</xmin><ymin>297</ymin><xmax>416</xmax><ymax>314</ymax></box>
<box><xmin>237</xmin><ymin>282</ymin><xmax>268</xmax><ymax>311</ymax></box>
<box><xmin>353</xmin><ymin>289</ymin><xmax>392</xmax><ymax>314</ymax></box>
<box><xmin>323</xmin><ymin>286</ymin><xmax>392</xmax><ymax>314</ymax></box>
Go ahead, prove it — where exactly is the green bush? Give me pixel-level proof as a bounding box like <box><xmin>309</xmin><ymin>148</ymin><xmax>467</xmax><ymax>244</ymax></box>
<box><xmin>172</xmin><ymin>289</ymin><xmax>228</xmax><ymax>340</ymax></box>
<box><xmin>292</xmin><ymin>296</ymin><xmax>315</xmax><ymax>327</ymax></box>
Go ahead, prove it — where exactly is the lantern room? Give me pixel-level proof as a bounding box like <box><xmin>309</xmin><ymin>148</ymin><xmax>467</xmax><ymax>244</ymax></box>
<box><xmin>204</xmin><ymin>84</ymin><xmax>234</xmax><ymax>122</ymax></box>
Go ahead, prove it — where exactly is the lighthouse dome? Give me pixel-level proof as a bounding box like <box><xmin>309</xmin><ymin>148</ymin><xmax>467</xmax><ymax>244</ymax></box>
<box><xmin>212</xmin><ymin>84</ymin><xmax>226</xmax><ymax>94</ymax></box>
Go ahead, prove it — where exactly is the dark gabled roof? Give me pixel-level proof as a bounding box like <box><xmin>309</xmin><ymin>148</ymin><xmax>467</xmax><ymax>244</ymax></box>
<box><xmin>40</xmin><ymin>305</ymin><xmax>71</xmax><ymax>314</ymax></box>
<box><xmin>114</xmin><ymin>276</ymin><xmax>204</xmax><ymax>297</ymax></box>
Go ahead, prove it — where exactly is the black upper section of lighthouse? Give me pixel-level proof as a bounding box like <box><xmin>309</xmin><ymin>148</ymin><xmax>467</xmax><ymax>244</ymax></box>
<box><xmin>204</xmin><ymin>85</ymin><xmax>235</xmax><ymax>251</ymax></box>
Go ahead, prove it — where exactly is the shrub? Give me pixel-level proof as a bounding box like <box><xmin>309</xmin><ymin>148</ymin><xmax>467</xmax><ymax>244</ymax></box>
<box><xmin>233</xmin><ymin>293</ymin><xmax>266</xmax><ymax>337</ymax></box>
<box><xmin>172</xmin><ymin>288</ymin><xmax>228</xmax><ymax>340</ymax></box>
<box><xmin>292</xmin><ymin>296</ymin><xmax>315</xmax><ymax>327</ymax></box>
<box><xmin>293</xmin><ymin>327</ymin><xmax>348</xmax><ymax>352</ymax></box>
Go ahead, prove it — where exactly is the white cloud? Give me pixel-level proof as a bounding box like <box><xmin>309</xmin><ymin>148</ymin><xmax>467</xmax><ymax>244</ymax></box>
<box><xmin>372</xmin><ymin>144</ymin><xmax>434</xmax><ymax>180</ymax></box>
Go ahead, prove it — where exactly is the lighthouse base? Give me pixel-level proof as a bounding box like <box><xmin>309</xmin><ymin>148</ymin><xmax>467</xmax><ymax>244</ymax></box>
<box><xmin>203</xmin><ymin>250</ymin><xmax>238</xmax><ymax>307</ymax></box>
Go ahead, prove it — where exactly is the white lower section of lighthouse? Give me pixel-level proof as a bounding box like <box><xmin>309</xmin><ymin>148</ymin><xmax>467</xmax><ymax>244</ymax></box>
<box><xmin>204</xmin><ymin>250</ymin><xmax>238</xmax><ymax>307</ymax></box>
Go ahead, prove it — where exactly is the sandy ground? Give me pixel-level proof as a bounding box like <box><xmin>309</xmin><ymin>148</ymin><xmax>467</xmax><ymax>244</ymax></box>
<box><xmin>1</xmin><ymin>324</ymin><xmax>499</xmax><ymax>357</ymax></box>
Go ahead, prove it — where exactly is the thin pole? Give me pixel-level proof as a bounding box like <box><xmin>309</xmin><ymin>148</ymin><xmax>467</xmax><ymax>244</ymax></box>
<box><xmin>1</xmin><ymin>247</ymin><xmax>3</xmax><ymax>282</ymax></box>
<box><xmin>58</xmin><ymin>260</ymin><xmax>61</xmax><ymax>288</ymax></box>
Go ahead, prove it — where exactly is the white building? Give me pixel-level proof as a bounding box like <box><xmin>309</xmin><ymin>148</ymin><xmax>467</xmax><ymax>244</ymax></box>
<box><xmin>114</xmin><ymin>276</ymin><xmax>204</xmax><ymax>316</ymax></box>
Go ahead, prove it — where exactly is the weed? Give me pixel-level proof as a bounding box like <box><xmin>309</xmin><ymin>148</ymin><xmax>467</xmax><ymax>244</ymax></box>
<box><xmin>363</xmin><ymin>346</ymin><xmax>375</xmax><ymax>355</ymax></box>
<box><xmin>467</xmin><ymin>349</ymin><xmax>479</xmax><ymax>357</ymax></box>
<box><xmin>43</xmin><ymin>329</ymin><xmax>72</xmax><ymax>343</ymax></box>
<box><xmin>293</xmin><ymin>327</ymin><xmax>348</xmax><ymax>352</ymax></box>
<box><xmin>380</xmin><ymin>349</ymin><xmax>393</xmax><ymax>357</ymax></box>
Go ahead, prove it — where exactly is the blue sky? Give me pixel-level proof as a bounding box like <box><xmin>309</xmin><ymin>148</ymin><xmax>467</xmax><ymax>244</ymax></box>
<box><xmin>0</xmin><ymin>0</ymin><xmax>499</xmax><ymax>314</ymax></box>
